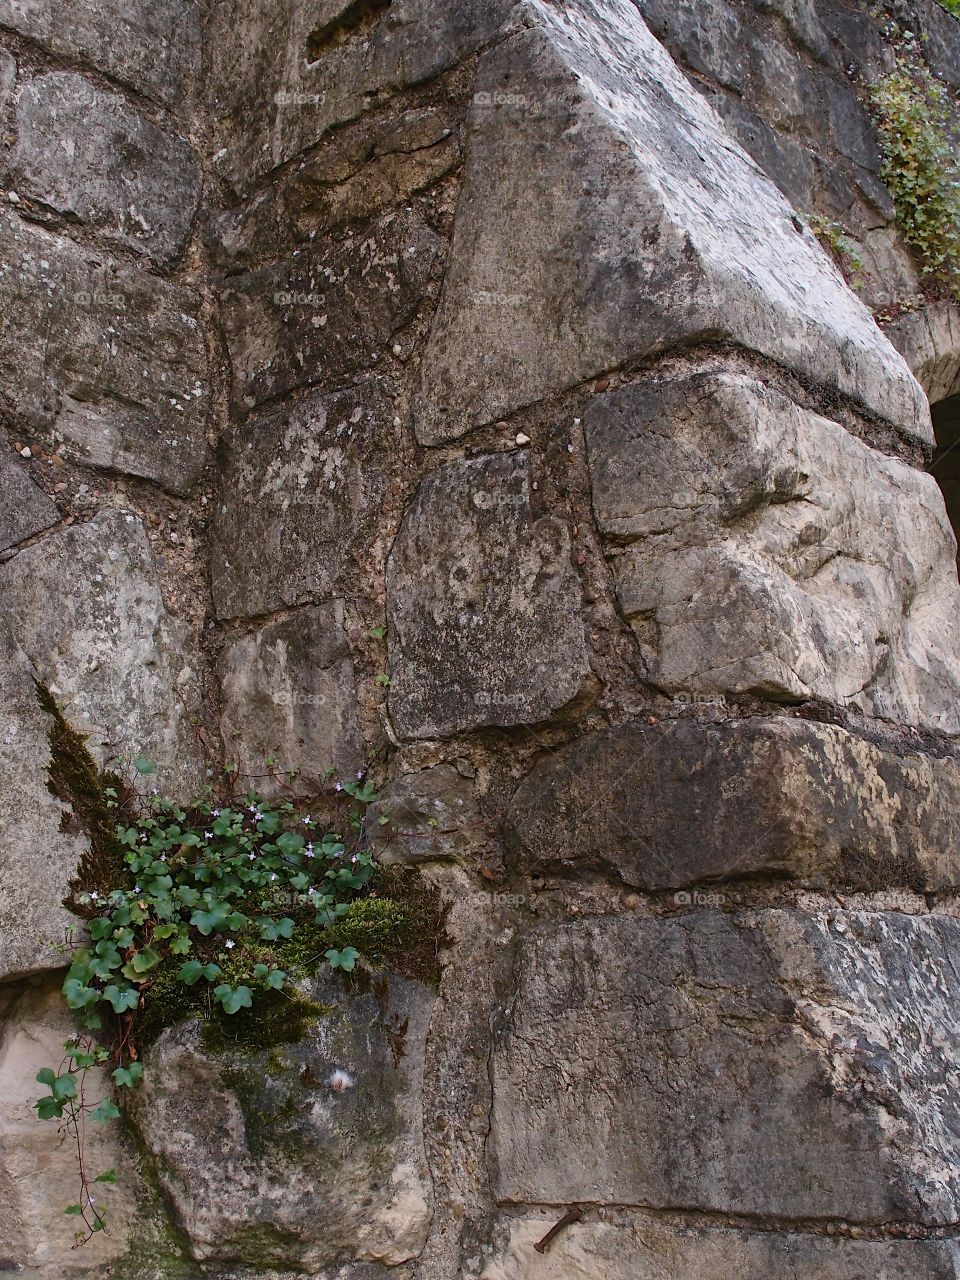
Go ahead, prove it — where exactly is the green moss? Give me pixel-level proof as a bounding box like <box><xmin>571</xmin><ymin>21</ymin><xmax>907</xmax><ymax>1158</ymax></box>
<box><xmin>36</xmin><ymin>684</ymin><xmax>132</xmax><ymax>914</ymax></box>
<box><xmin>106</xmin><ymin>1121</ymin><xmax>200</xmax><ymax>1280</ymax></box>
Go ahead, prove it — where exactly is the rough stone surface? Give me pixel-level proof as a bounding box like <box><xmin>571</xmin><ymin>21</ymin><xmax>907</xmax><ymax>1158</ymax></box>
<box><xmin>0</xmin><ymin>978</ymin><xmax>138</xmax><ymax>1271</ymax></box>
<box><xmin>0</xmin><ymin>0</ymin><xmax>201</xmax><ymax>110</ymax></box>
<box><xmin>0</xmin><ymin>623</ymin><xmax>87</xmax><ymax>980</ymax></box>
<box><xmin>0</xmin><ymin>451</ymin><xmax>58</xmax><ymax>552</ymax></box>
<box><xmin>0</xmin><ymin>212</ymin><xmax>208</xmax><ymax>495</ymax></box>
<box><xmin>584</xmin><ymin>372</ymin><xmax>960</xmax><ymax>730</ymax></box>
<box><xmin>886</xmin><ymin>302</ymin><xmax>960</xmax><ymax>406</ymax></box>
<box><xmin>221</xmin><ymin>209</ymin><xmax>439</xmax><ymax>414</ymax></box>
<box><xmin>469</xmin><ymin>1217</ymin><xmax>960</xmax><ymax>1280</ymax></box>
<box><xmin>208</xmin><ymin>0</ymin><xmax>518</xmax><ymax>193</ymax></box>
<box><xmin>491</xmin><ymin>910</ymin><xmax>960</xmax><ymax>1223</ymax></box>
<box><xmin>387</xmin><ymin>451</ymin><xmax>591</xmax><ymax>740</ymax></box>
<box><xmin>366</xmin><ymin>763</ymin><xmax>485</xmax><ymax>866</ymax></box>
<box><xmin>219</xmin><ymin>602</ymin><xmax>364</xmax><ymax>797</ymax></box>
<box><xmin>0</xmin><ymin>510</ymin><xmax>201</xmax><ymax>787</ymax></box>
<box><xmin>504</xmin><ymin>716</ymin><xmax>960</xmax><ymax>891</ymax></box>
<box><xmin>415</xmin><ymin>0</ymin><xmax>929</xmax><ymax>445</ymax></box>
<box><xmin>8</xmin><ymin>72</ymin><xmax>202</xmax><ymax>263</ymax></box>
<box><xmin>130</xmin><ymin>973</ymin><xmax>435</xmax><ymax>1269</ymax></box>
<box><xmin>210</xmin><ymin>381</ymin><xmax>393</xmax><ymax>620</ymax></box>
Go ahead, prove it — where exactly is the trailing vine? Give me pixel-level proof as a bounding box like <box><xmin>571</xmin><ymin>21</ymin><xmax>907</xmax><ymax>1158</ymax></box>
<box><xmin>35</xmin><ymin>742</ymin><xmax>383</xmax><ymax>1246</ymax></box>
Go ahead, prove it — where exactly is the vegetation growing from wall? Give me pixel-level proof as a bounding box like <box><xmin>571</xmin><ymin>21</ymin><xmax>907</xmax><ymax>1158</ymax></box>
<box><xmin>33</xmin><ymin>691</ymin><xmax>439</xmax><ymax>1246</ymax></box>
<box><xmin>936</xmin><ymin>0</ymin><xmax>960</xmax><ymax>19</ymax></box>
<box><xmin>870</xmin><ymin>43</ymin><xmax>960</xmax><ymax>296</ymax></box>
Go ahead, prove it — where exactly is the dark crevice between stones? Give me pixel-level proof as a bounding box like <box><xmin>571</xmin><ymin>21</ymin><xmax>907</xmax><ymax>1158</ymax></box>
<box><xmin>306</xmin><ymin>0</ymin><xmax>392</xmax><ymax>62</ymax></box>
<box><xmin>931</xmin><ymin>391</ymin><xmax>960</xmax><ymax>573</ymax></box>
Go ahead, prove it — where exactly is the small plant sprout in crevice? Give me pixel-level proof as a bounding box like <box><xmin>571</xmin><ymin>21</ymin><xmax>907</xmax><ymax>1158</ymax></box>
<box><xmin>870</xmin><ymin>40</ymin><xmax>960</xmax><ymax>296</ymax></box>
<box><xmin>805</xmin><ymin>213</ymin><xmax>865</xmax><ymax>285</ymax></box>
<box><xmin>34</xmin><ymin>713</ymin><xmax>396</xmax><ymax>1247</ymax></box>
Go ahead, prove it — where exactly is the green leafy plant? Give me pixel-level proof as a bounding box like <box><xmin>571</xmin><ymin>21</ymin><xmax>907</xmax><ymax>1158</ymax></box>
<box><xmin>36</xmin><ymin>769</ymin><xmax>378</xmax><ymax>1245</ymax></box>
<box><xmin>870</xmin><ymin>43</ymin><xmax>960</xmax><ymax>295</ymax></box>
<box><xmin>805</xmin><ymin>213</ymin><xmax>865</xmax><ymax>284</ymax></box>
<box><xmin>936</xmin><ymin>0</ymin><xmax>960</xmax><ymax>19</ymax></box>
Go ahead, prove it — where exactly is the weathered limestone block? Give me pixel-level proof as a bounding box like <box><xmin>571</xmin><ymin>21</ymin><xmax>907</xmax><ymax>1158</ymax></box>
<box><xmin>129</xmin><ymin>974</ymin><xmax>435</xmax><ymax>1269</ymax></box>
<box><xmin>221</xmin><ymin>210</ymin><xmax>439</xmax><ymax>414</ymax></box>
<box><xmin>208</xmin><ymin>0</ymin><xmax>518</xmax><ymax>193</ymax></box>
<box><xmin>210</xmin><ymin>381</ymin><xmax>393</xmax><ymax>620</ymax></box>
<box><xmin>415</xmin><ymin>0</ymin><xmax>929</xmax><ymax>445</ymax></box>
<box><xmin>0</xmin><ymin>451</ymin><xmax>58</xmax><ymax>552</ymax></box>
<box><xmin>886</xmin><ymin>301</ymin><xmax>960</xmax><ymax>405</ymax></box>
<box><xmin>469</xmin><ymin>1216</ymin><xmax>960</xmax><ymax>1280</ymax></box>
<box><xmin>0</xmin><ymin>0</ymin><xmax>201</xmax><ymax>110</ymax></box>
<box><xmin>504</xmin><ymin>717</ymin><xmax>960</xmax><ymax>891</ymax></box>
<box><xmin>0</xmin><ymin>213</ymin><xmax>208</xmax><ymax>495</ymax></box>
<box><xmin>0</xmin><ymin>978</ymin><xmax>138</xmax><ymax>1272</ymax></box>
<box><xmin>0</xmin><ymin>48</ymin><xmax>15</xmax><ymax>114</ymax></box>
<box><xmin>491</xmin><ymin>910</ymin><xmax>960</xmax><ymax>1223</ymax></box>
<box><xmin>219</xmin><ymin>603</ymin><xmax>364</xmax><ymax>796</ymax></box>
<box><xmin>387</xmin><ymin>451</ymin><xmax>591</xmax><ymax>740</ymax></box>
<box><xmin>0</xmin><ymin>624</ymin><xmax>86</xmax><ymax>979</ymax></box>
<box><xmin>584</xmin><ymin>372</ymin><xmax>960</xmax><ymax>730</ymax></box>
<box><xmin>0</xmin><ymin>510</ymin><xmax>201</xmax><ymax>787</ymax></box>
<box><xmin>366</xmin><ymin>763</ymin><xmax>485</xmax><ymax>866</ymax></box>
<box><xmin>8</xmin><ymin>73</ymin><xmax>202</xmax><ymax>264</ymax></box>
<box><xmin>211</xmin><ymin>108</ymin><xmax>460</xmax><ymax>270</ymax></box>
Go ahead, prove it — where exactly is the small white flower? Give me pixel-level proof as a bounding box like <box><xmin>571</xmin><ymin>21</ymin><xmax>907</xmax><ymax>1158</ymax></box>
<box><xmin>305</xmin><ymin>844</ymin><xmax>314</xmax><ymax>858</ymax></box>
<box><xmin>212</xmin><ymin>809</ymin><xmax>220</xmax><ymax>817</ymax></box>
<box><xmin>133</xmin><ymin>885</ymin><xmax>141</xmax><ymax>893</ymax></box>
<box><xmin>270</xmin><ymin>873</ymin><xmax>278</xmax><ymax>881</ymax></box>
<box><xmin>225</xmin><ymin>939</ymin><xmax>235</xmax><ymax>950</ymax></box>
<box><xmin>327</xmin><ymin>1068</ymin><xmax>355</xmax><ymax>1093</ymax></box>
<box><xmin>334</xmin><ymin>783</ymin><xmax>342</xmax><ymax>792</ymax></box>
<box><xmin>204</xmin><ymin>831</ymin><xmax>213</xmax><ymax>840</ymax></box>
<box><xmin>90</xmin><ymin>891</ymin><xmax>99</xmax><ymax>901</ymax></box>
<box><xmin>248</xmin><ymin>852</ymin><xmax>255</xmax><ymax>860</ymax></box>
<box><xmin>302</xmin><ymin>815</ymin><xmax>312</xmax><ymax>825</ymax></box>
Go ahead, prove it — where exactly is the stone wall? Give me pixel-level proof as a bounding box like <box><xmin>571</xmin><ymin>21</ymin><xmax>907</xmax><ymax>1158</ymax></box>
<box><xmin>1</xmin><ymin>1</ymin><xmax>960</xmax><ymax>1278</ymax></box>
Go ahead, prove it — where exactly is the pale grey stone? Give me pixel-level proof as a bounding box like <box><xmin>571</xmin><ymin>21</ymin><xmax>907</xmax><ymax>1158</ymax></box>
<box><xmin>504</xmin><ymin>717</ymin><xmax>960</xmax><ymax>891</ymax></box>
<box><xmin>415</xmin><ymin>0</ymin><xmax>929</xmax><ymax>445</ymax></box>
<box><xmin>8</xmin><ymin>72</ymin><xmax>202</xmax><ymax>264</ymax></box>
<box><xmin>469</xmin><ymin>1216</ymin><xmax>960</xmax><ymax>1280</ymax></box>
<box><xmin>0</xmin><ymin>212</ymin><xmax>208</xmax><ymax>495</ymax></box>
<box><xmin>885</xmin><ymin>301</ymin><xmax>960</xmax><ymax>406</ymax></box>
<box><xmin>491</xmin><ymin>910</ymin><xmax>960</xmax><ymax>1222</ymax></box>
<box><xmin>0</xmin><ymin>0</ymin><xmax>201</xmax><ymax>111</ymax></box>
<box><xmin>221</xmin><ymin>209</ymin><xmax>439</xmax><ymax>413</ymax></box>
<box><xmin>129</xmin><ymin>973</ymin><xmax>435</xmax><ymax>1268</ymax></box>
<box><xmin>584</xmin><ymin>372</ymin><xmax>960</xmax><ymax>731</ymax></box>
<box><xmin>208</xmin><ymin>0</ymin><xmax>519</xmax><ymax>193</ymax></box>
<box><xmin>387</xmin><ymin>451</ymin><xmax>591</xmax><ymax>740</ymax></box>
<box><xmin>366</xmin><ymin>763</ymin><xmax>484</xmax><ymax>866</ymax></box>
<box><xmin>210</xmin><ymin>381</ymin><xmax>393</xmax><ymax>620</ymax></box>
<box><xmin>0</xmin><ymin>624</ymin><xmax>86</xmax><ymax>979</ymax></box>
<box><xmin>0</xmin><ymin>510</ymin><xmax>202</xmax><ymax>788</ymax></box>
<box><xmin>0</xmin><ymin>452</ymin><xmax>58</xmax><ymax>552</ymax></box>
<box><xmin>219</xmin><ymin>602</ymin><xmax>365</xmax><ymax>798</ymax></box>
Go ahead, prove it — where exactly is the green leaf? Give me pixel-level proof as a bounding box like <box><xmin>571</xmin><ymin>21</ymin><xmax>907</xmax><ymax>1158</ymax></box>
<box><xmin>133</xmin><ymin>756</ymin><xmax>156</xmax><ymax>775</ymax></box>
<box><xmin>190</xmin><ymin>900</ymin><xmax>231</xmax><ymax>935</ymax></box>
<box><xmin>36</xmin><ymin>1067</ymin><xmax>56</xmax><ymax>1088</ymax></box>
<box><xmin>64</xmin><ymin>1204</ymin><xmax>84</xmax><ymax>1216</ymax></box>
<box><xmin>103</xmin><ymin>984</ymin><xmax>139</xmax><ymax>1014</ymax></box>
<box><xmin>253</xmin><ymin>963</ymin><xmax>286</xmax><ymax>990</ymax></box>
<box><xmin>325</xmin><ymin>946</ymin><xmax>360</xmax><ymax>972</ymax></box>
<box><xmin>169</xmin><ymin>932</ymin><xmax>193</xmax><ymax>956</ymax></box>
<box><xmin>213</xmin><ymin>983</ymin><xmax>253</xmax><ymax>1015</ymax></box>
<box><xmin>112</xmin><ymin>1062</ymin><xmax>144</xmax><ymax>1089</ymax></box>
<box><xmin>91</xmin><ymin>1098</ymin><xmax>120</xmax><ymax>1123</ymax></box>
<box><xmin>369</xmin><ymin>625</ymin><xmax>386</xmax><ymax>639</ymax></box>
<box><xmin>95</xmin><ymin>1168</ymin><xmax>118</xmax><ymax>1183</ymax></box>
<box><xmin>129</xmin><ymin>947</ymin><xmax>161</xmax><ymax>974</ymax></box>
<box><xmin>63</xmin><ymin>978</ymin><xmax>100</xmax><ymax>1010</ymax></box>
<box><xmin>257</xmin><ymin>916</ymin><xmax>294</xmax><ymax>941</ymax></box>
<box><xmin>36</xmin><ymin>1096</ymin><xmax>64</xmax><ymax>1120</ymax></box>
<box><xmin>52</xmin><ymin>1073</ymin><xmax>77</xmax><ymax>1102</ymax></box>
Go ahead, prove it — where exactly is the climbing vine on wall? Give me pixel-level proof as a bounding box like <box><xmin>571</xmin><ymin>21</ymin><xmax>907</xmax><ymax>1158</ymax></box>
<box><xmin>870</xmin><ymin>39</ymin><xmax>960</xmax><ymax>296</ymax></box>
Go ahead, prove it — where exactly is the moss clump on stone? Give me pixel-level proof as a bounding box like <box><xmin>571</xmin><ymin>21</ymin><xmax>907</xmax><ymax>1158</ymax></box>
<box><xmin>36</xmin><ymin>683</ymin><xmax>133</xmax><ymax>915</ymax></box>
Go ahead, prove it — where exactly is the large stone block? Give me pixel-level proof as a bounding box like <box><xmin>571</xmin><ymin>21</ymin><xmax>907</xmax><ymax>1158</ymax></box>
<box><xmin>0</xmin><ymin>451</ymin><xmax>58</xmax><ymax>553</ymax></box>
<box><xmin>221</xmin><ymin>209</ymin><xmax>439</xmax><ymax>414</ymax></box>
<box><xmin>8</xmin><ymin>73</ymin><xmax>202</xmax><ymax>264</ymax></box>
<box><xmin>0</xmin><ymin>624</ymin><xmax>87</xmax><ymax>979</ymax></box>
<box><xmin>210</xmin><ymin>381</ymin><xmax>393</xmax><ymax>620</ymax></box>
<box><xmin>0</xmin><ymin>213</ymin><xmax>208</xmax><ymax>495</ymax></box>
<box><xmin>0</xmin><ymin>979</ymin><xmax>139</xmax><ymax>1272</ymax></box>
<box><xmin>208</xmin><ymin>0</ymin><xmax>518</xmax><ymax>192</ymax></box>
<box><xmin>469</xmin><ymin>1216</ymin><xmax>960</xmax><ymax>1280</ymax></box>
<box><xmin>129</xmin><ymin>973</ymin><xmax>435</xmax><ymax>1269</ymax></box>
<box><xmin>366</xmin><ymin>762</ymin><xmax>485</xmax><ymax>867</ymax></box>
<box><xmin>387</xmin><ymin>451</ymin><xmax>591</xmax><ymax>740</ymax></box>
<box><xmin>504</xmin><ymin>717</ymin><xmax>960</xmax><ymax>891</ymax></box>
<box><xmin>584</xmin><ymin>372</ymin><xmax>960</xmax><ymax>730</ymax></box>
<box><xmin>415</xmin><ymin>0</ymin><xmax>929</xmax><ymax>445</ymax></box>
<box><xmin>491</xmin><ymin>910</ymin><xmax>960</xmax><ymax>1223</ymax></box>
<box><xmin>0</xmin><ymin>510</ymin><xmax>202</xmax><ymax>787</ymax></box>
<box><xmin>0</xmin><ymin>0</ymin><xmax>201</xmax><ymax>111</ymax></box>
<box><xmin>219</xmin><ymin>603</ymin><xmax>364</xmax><ymax>797</ymax></box>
